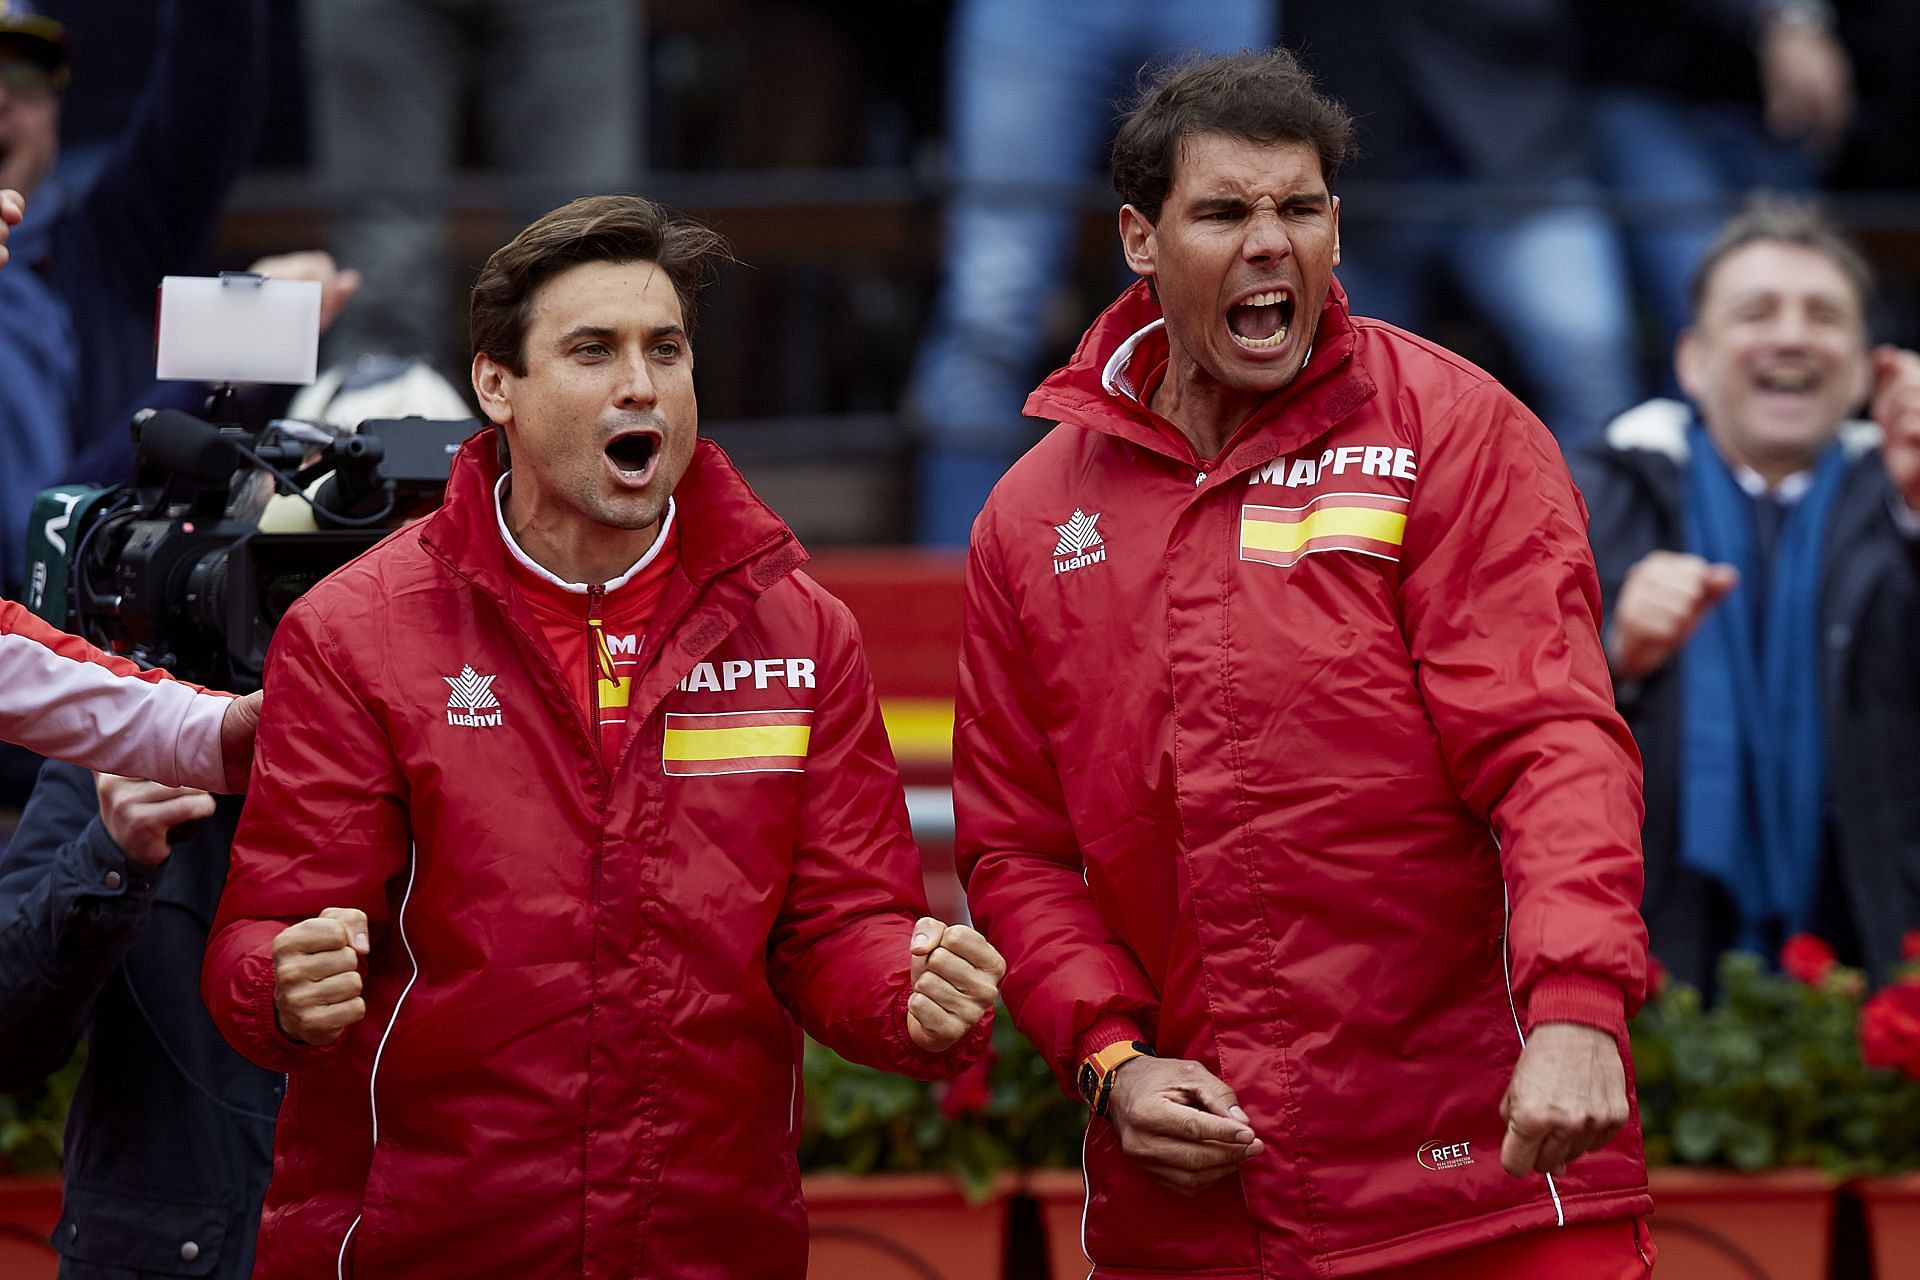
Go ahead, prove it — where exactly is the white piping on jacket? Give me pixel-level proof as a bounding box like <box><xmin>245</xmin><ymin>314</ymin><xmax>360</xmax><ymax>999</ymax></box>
<box><xmin>337</xmin><ymin>844</ymin><xmax>424</xmax><ymax>1279</ymax></box>
<box><xmin>1501</xmin><ymin>881</ymin><xmax>1565</xmax><ymax>1228</ymax></box>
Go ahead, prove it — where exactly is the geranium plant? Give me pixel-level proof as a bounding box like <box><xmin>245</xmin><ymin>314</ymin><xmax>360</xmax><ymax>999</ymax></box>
<box><xmin>798</xmin><ymin>1009</ymin><xmax>1085</xmax><ymax>1201</ymax></box>
<box><xmin>1631</xmin><ymin>935</ymin><xmax>1920</xmax><ymax>1175</ymax></box>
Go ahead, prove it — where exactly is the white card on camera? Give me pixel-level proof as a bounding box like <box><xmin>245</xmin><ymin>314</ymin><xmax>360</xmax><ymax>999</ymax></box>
<box><xmin>156</xmin><ymin>275</ymin><xmax>321</xmax><ymax>385</ymax></box>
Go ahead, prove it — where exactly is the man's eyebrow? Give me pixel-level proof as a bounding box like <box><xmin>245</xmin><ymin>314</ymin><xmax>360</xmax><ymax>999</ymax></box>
<box><xmin>1187</xmin><ymin>191</ymin><xmax>1328</xmax><ymax>214</ymax></box>
<box><xmin>553</xmin><ymin>323</ymin><xmax>688</xmax><ymax>346</ymax></box>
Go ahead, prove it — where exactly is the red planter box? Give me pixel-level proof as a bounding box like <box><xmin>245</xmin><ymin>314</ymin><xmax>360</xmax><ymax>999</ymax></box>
<box><xmin>805</xmin><ymin>1172</ymin><xmax>1012</xmax><ymax>1280</ymax></box>
<box><xmin>1854</xmin><ymin>1173</ymin><xmax>1920</xmax><ymax>1280</ymax></box>
<box><xmin>1647</xmin><ymin>1167</ymin><xmax>1834</xmax><ymax>1280</ymax></box>
<box><xmin>0</xmin><ymin>1174</ymin><xmax>61</xmax><ymax>1280</ymax></box>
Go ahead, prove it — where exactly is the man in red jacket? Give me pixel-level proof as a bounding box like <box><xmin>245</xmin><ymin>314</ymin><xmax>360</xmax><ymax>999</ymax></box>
<box><xmin>203</xmin><ymin>195</ymin><xmax>1002</xmax><ymax>1278</ymax></box>
<box><xmin>956</xmin><ymin>51</ymin><xmax>1653</xmax><ymax>1278</ymax></box>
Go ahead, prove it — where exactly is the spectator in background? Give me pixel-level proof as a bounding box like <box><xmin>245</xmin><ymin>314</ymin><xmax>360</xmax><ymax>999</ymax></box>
<box><xmin>1297</xmin><ymin>0</ymin><xmax>1644</xmax><ymax>450</ymax></box>
<box><xmin>1584</xmin><ymin>0</ymin><xmax>1855</xmax><ymax>380</ymax></box>
<box><xmin>1574</xmin><ymin>202</ymin><xmax>1920</xmax><ymax>992</ymax></box>
<box><xmin>303</xmin><ymin>0</ymin><xmax>640</xmax><ymax>374</ymax></box>
<box><xmin>0</xmin><ymin>0</ymin><xmax>267</xmax><ymax>596</ymax></box>
<box><xmin>904</xmin><ymin>0</ymin><xmax>1276</xmax><ymax>547</ymax></box>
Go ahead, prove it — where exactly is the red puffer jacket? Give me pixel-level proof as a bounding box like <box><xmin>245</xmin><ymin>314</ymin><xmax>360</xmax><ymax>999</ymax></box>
<box><xmin>204</xmin><ymin>433</ymin><xmax>980</xmax><ymax>1279</ymax></box>
<box><xmin>956</xmin><ymin>281</ymin><xmax>1650</xmax><ymax>1277</ymax></box>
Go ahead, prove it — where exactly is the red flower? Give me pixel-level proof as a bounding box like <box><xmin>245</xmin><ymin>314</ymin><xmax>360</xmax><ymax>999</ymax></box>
<box><xmin>1902</xmin><ymin>930</ymin><xmax>1920</xmax><ymax>964</ymax></box>
<box><xmin>1861</xmin><ymin>980</ymin><xmax>1920</xmax><ymax>1081</ymax></box>
<box><xmin>938</xmin><ymin>1051</ymin><xmax>994</xmax><ymax>1119</ymax></box>
<box><xmin>1780</xmin><ymin>934</ymin><xmax>1838</xmax><ymax>986</ymax></box>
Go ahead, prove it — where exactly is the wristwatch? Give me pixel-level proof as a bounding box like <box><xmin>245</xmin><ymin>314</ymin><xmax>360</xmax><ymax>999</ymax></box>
<box><xmin>1078</xmin><ymin>1040</ymin><xmax>1154</xmax><ymax>1116</ymax></box>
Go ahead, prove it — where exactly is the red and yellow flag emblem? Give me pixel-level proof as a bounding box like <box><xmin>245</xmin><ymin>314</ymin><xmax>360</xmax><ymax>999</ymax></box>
<box><xmin>662</xmin><ymin>709</ymin><xmax>813</xmax><ymax>776</ymax></box>
<box><xmin>1240</xmin><ymin>492</ymin><xmax>1409</xmax><ymax>568</ymax></box>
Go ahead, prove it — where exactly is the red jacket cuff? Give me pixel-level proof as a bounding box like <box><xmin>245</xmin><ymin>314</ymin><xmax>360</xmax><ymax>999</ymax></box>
<box><xmin>1074</xmin><ymin>1015</ymin><xmax>1149</xmax><ymax>1067</ymax></box>
<box><xmin>1525</xmin><ymin>974</ymin><xmax>1627</xmax><ymax>1035</ymax></box>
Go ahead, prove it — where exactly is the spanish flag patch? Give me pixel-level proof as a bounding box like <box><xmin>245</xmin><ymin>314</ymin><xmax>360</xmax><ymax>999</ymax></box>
<box><xmin>662</xmin><ymin>709</ymin><xmax>813</xmax><ymax>776</ymax></box>
<box><xmin>1240</xmin><ymin>492</ymin><xmax>1409</xmax><ymax>568</ymax></box>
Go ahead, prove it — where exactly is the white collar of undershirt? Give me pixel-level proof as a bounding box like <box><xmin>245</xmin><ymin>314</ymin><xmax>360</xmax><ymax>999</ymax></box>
<box><xmin>492</xmin><ymin>472</ymin><xmax>676</xmax><ymax>593</ymax></box>
<box><xmin>1732</xmin><ymin>465</ymin><xmax>1814</xmax><ymax>504</ymax></box>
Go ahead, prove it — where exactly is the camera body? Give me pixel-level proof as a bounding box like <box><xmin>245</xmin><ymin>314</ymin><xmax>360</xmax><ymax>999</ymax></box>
<box><xmin>25</xmin><ymin>408</ymin><xmax>475</xmax><ymax>691</ymax></box>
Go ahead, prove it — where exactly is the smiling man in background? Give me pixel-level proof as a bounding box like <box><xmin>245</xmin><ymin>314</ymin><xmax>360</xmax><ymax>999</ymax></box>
<box><xmin>957</xmin><ymin>50</ymin><xmax>1654</xmax><ymax>1277</ymax></box>
<box><xmin>1575</xmin><ymin>201</ymin><xmax>1920</xmax><ymax>994</ymax></box>
<box><xmin>202</xmin><ymin>195</ymin><xmax>1001</xmax><ymax>1278</ymax></box>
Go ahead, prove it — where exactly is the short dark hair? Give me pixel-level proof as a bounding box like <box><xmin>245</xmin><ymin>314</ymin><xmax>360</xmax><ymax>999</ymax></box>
<box><xmin>1111</xmin><ymin>49</ymin><xmax>1353</xmax><ymax>223</ymax></box>
<box><xmin>470</xmin><ymin>194</ymin><xmax>731</xmax><ymax>468</ymax></box>
<box><xmin>1688</xmin><ymin>197</ymin><xmax>1874</xmax><ymax>322</ymax></box>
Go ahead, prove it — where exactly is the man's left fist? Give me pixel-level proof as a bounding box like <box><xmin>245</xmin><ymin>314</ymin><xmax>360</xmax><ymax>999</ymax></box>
<box><xmin>906</xmin><ymin>917</ymin><xmax>1005</xmax><ymax>1052</ymax></box>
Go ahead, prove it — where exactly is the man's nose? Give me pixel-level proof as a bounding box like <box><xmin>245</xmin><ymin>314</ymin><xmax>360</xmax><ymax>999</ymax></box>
<box><xmin>1241</xmin><ymin>207</ymin><xmax>1291</xmax><ymax>263</ymax></box>
<box><xmin>613</xmin><ymin>353</ymin><xmax>658</xmax><ymax>408</ymax></box>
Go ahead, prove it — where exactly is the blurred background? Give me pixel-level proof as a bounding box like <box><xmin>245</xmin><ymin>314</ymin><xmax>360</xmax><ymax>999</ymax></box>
<box><xmin>40</xmin><ymin>0</ymin><xmax>1920</xmax><ymax>546</ymax></box>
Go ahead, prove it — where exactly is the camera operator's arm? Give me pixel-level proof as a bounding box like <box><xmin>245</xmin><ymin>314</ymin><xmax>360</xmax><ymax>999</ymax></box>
<box><xmin>0</xmin><ymin>600</ymin><xmax>259</xmax><ymax>793</ymax></box>
<box><xmin>204</xmin><ymin>596</ymin><xmax>410</xmax><ymax>1073</ymax></box>
<box><xmin>0</xmin><ymin>764</ymin><xmax>211</xmax><ymax>1089</ymax></box>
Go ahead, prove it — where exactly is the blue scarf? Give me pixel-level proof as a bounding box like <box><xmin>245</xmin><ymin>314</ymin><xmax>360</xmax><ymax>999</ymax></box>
<box><xmin>1679</xmin><ymin>424</ymin><xmax>1846</xmax><ymax>948</ymax></box>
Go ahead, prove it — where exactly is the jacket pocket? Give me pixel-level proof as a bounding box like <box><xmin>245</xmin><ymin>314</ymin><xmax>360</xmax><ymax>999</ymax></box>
<box><xmin>55</xmin><ymin>1185</ymin><xmax>230</xmax><ymax>1277</ymax></box>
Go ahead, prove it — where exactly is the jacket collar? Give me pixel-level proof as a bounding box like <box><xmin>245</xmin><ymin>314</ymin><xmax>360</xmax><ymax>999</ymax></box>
<box><xmin>421</xmin><ymin>430</ymin><xmax>805</xmax><ymax>615</ymax></box>
<box><xmin>1023</xmin><ymin>276</ymin><xmax>1376</xmax><ymax>474</ymax></box>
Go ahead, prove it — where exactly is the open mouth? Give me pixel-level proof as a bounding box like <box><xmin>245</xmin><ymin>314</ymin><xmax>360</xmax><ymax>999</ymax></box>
<box><xmin>1227</xmin><ymin>290</ymin><xmax>1295</xmax><ymax>351</ymax></box>
<box><xmin>1756</xmin><ymin>369</ymin><xmax>1818</xmax><ymax>393</ymax></box>
<box><xmin>605</xmin><ymin>431</ymin><xmax>658</xmax><ymax>478</ymax></box>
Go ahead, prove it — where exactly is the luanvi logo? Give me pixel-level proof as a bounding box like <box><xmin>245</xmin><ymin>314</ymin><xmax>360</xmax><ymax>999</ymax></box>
<box><xmin>1417</xmin><ymin>1139</ymin><xmax>1475</xmax><ymax>1171</ymax></box>
<box><xmin>1052</xmin><ymin>509</ymin><xmax>1106</xmax><ymax>575</ymax></box>
<box><xmin>444</xmin><ymin>665</ymin><xmax>503</xmax><ymax>728</ymax></box>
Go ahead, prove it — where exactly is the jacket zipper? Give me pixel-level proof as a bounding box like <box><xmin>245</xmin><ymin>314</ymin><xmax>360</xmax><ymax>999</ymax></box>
<box><xmin>586</xmin><ymin>584</ymin><xmax>608</xmax><ymax>760</ymax></box>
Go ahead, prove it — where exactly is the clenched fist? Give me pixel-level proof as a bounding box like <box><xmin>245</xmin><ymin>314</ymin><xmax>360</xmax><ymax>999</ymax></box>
<box><xmin>1604</xmin><ymin>551</ymin><xmax>1739</xmax><ymax>680</ymax></box>
<box><xmin>1500</xmin><ymin>1022</ymin><xmax>1630</xmax><ymax>1177</ymax></box>
<box><xmin>906</xmin><ymin>917</ymin><xmax>1005</xmax><ymax>1052</ymax></box>
<box><xmin>273</xmin><ymin>907</ymin><xmax>370</xmax><ymax>1046</ymax></box>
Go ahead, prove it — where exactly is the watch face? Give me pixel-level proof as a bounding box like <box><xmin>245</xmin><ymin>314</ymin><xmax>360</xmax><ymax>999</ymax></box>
<box><xmin>1078</xmin><ymin>1062</ymin><xmax>1100</xmax><ymax>1106</ymax></box>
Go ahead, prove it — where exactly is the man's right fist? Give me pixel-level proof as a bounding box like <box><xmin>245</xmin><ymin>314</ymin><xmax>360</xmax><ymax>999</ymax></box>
<box><xmin>1604</xmin><ymin>551</ymin><xmax>1740</xmax><ymax>680</ymax></box>
<box><xmin>273</xmin><ymin>907</ymin><xmax>370</xmax><ymax>1046</ymax></box>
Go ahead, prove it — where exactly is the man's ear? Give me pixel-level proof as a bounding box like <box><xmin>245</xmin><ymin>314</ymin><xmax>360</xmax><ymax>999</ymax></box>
<box><xmin>1119</xmin><ymin>204</ymin><xmax>1156</xmax><ymax>280</ymax></box>
<box><xmin>471</xmin><ymin>352</ymin><xmax>513</xmax><ymax>427</ymax></box>
<box><xmin>1331</xmin><ymin>194</ymin><xmax>1341</xmax><ymax>267</ymax></box>
<box><xmin>1674</xmin><ymin>329</ymin><xmax>1704</xmax><ymax>403</ymax></box>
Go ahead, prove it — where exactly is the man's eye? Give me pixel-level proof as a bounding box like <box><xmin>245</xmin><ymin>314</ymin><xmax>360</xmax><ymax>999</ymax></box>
<box><xmin>576</xmin><ymin>343</ymin><xmax>610</xmax><ymax>358</ymax></box>
<box><xmin>652</xmin><ymin>343</ymin><xmax>683</xmax><ymax>360</ymax></box>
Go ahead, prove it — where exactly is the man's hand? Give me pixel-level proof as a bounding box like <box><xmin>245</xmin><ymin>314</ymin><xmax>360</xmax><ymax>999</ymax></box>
<box><xmin>0</xmin><ymin>188</ymin><xmax>22</xmax><ymax>269</ymax></box>
<box><xmin>273</xmin><ymin>907</ymin><xmax>370</xmax><ymax>1046</ymax></box>
<box><xmin>906</xmin><ymin>917</ymin><xmax>1005</xmax><ymax>1051</ymax></box>
<box><xmin>220</xmin><ymin>690</ymin><xmax>263</xmax><ymax>792</ymax></box>
<box><xmin>1759</xmin><ymin>17</ymin><xmax>1854</xmax><ymax>154</ymax></box>
<box><xmin>1604</xmin><ymin>551</ymin><xmax>1739</xmax><ymax>680</ymax></box>
<box><xmin>1871</xmin><ymin>345</ymin><xmax>1920</xmax><ymax>516</ymax></box>
<box><xmin>1499</xmin><ymin>1022</ymin><xmax>1629</xmax><ymax>1177</ymax></box>
<box><xmin>247</xmin><ymin>250</ymin><xmax>363</xmax><ymax>334</ymax></box>
<box><xmin>94</xmin><ymin>773</ymin><xmax>217</xmax><ymax>866</ymax></box>
<box><xmin>1106</xmin><ymin>1057</ymin><xmax>1264</xmax><ymax>1196</ymax></box>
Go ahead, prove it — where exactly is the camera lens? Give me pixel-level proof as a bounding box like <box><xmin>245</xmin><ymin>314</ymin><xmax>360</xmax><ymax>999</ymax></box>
<box><xmin>183</xmin><ymin>546</ymin><xmax>233</xmax><ymax>633</ymax></box>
